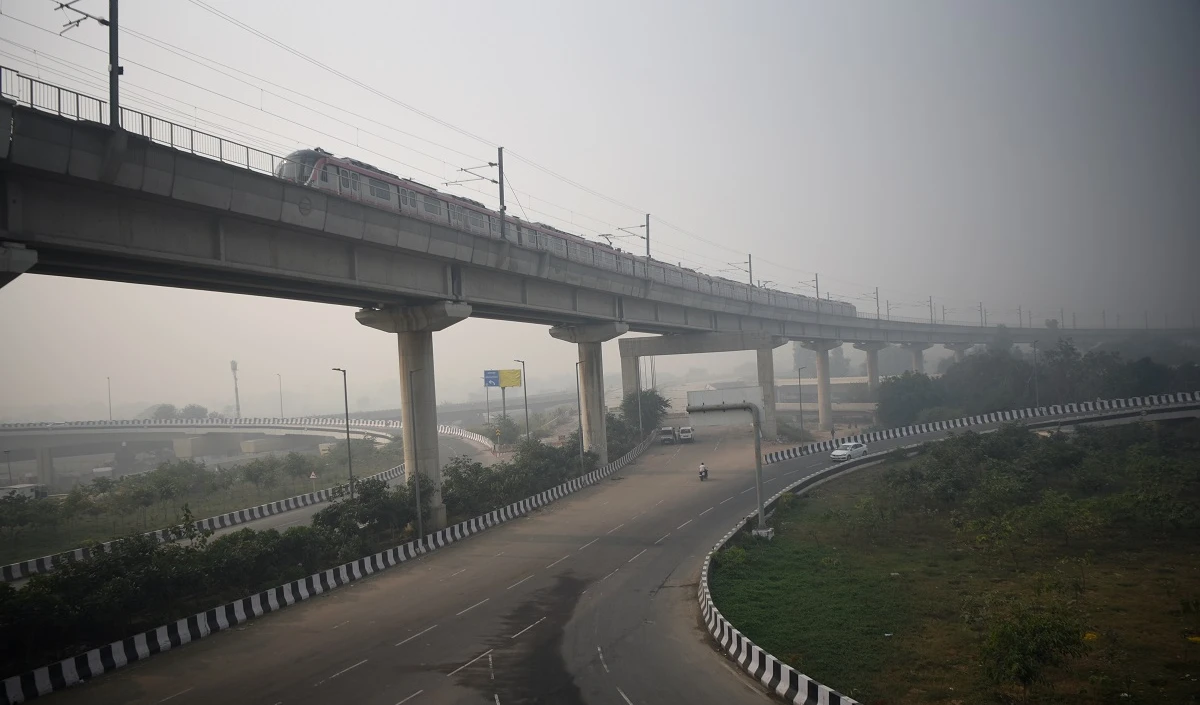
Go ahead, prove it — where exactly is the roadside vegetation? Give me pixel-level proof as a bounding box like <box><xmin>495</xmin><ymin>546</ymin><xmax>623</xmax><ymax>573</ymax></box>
<box><xmin>710</xmin><ymin>420</ymin><xmax>1200</xmax><ymax>704</ymax></box>
<box><xmin>0</xmin><ymin>390</ymin><xmax>668</xmax><ymax>679</ymax></box>
<box><xmin>876</xmin><ymin>335</ymin><xmax>1199</xmax><ymax>428</ymax></box>
<box><xmin>0</xmin><ymin>439</ymin><xmax>402</xmax><ymax>565</ymax></box>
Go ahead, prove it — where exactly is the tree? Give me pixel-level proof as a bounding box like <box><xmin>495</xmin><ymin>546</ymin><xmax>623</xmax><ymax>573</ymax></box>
<box><xmin>981</xmin><ymin>602</ymin><xmax>1086</xmax><ymax>702</ymax></box>
<box><xmin>180</xmin><ymin>404</ymin><xmax>208</xmax><ymax>419</ymax></box>
<box><xmin>151</xmin><ymin>404</ymin><xmax>179</xmax><ymax>420</ymax></box>
<box><xmin>876</xmin><ymin>372</ymin><xmax>943</xmax><ymax>427</ymax></box>
<box><xmin>620</xmin><ymin>389</ymin><xmax>670</xmax><ymax>435</ymax></box>
<box><xmin>487</xmin><ymin>414</ymin><xmax>522</xmax><ymax>445</ymax></box>
<box><xmin>988</xmin><ymin>324</ymin><xmax>1014</xmax><ymax>355</ymax></box>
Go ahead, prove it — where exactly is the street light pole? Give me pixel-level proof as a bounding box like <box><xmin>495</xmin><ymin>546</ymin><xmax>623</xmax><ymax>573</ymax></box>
<box><xmin>276</xmin><ymin>373</ymin><xmax>284</xmax><ymax>417</ymax></box>
<box><xmin>331</xmin><ymin>368</ymin><xmax>354</xmax><ymax>500</ymax></box>
<box><xmin>575</xmin><ymin>361</ymin><xmax>585</xmax><ymax>471</ymax></box>
<box><xmin>409</xmin><ymin>368</ymin><xmax>424</xmax><ymax>540</ymax></box>
<box><xmin>4</xmin><ymin>450</ymin><xmax>11</xmax><ymax>485</ymax></box>
<box><xmin>1031</xmin><ymin>341</ymin><xmax>1040</xmax><ymax>408</ymax></box>
<box><xmin>106</xmin><ymin>376</ymin><xmax>112</xmax><ymax>421</ymax></box>
<box><xmin>514</xmin><ymin>359</ymin><xmax>530</xmax><ymax>442</ymax></box>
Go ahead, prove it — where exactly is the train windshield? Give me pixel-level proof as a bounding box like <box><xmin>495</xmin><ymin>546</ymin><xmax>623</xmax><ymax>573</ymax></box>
<box><xmin>276</xmin><ymin>150</ymin><xmax>323</xmax><ymax>184</ymax></box>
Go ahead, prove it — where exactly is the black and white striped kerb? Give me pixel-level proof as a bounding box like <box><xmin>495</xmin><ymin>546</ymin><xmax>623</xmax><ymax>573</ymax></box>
<box><xmin>702</xmin><ymin>392</ymin><xmax>1200</xmax><ymax>705</ymax></box>
<box><xmin>0</xmin><ymin>434</ymin><xmax>655</xmax><ymax>704</ymax></box>
<box><xmin>763</xmin><ymin>391</ymin><xmax>1199</xmax><ymax>465</ymax></box>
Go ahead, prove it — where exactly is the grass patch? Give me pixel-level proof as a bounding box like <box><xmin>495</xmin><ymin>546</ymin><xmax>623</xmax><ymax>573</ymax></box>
<box><xmin>710</xmin><ymin>420</ymin><xmax>1200</xmax><ymax>705</ymax></box>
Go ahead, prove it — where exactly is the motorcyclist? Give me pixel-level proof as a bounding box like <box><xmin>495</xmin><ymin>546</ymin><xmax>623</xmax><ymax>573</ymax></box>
<box><xmin>698</xmin><ymin>462</ymin><xmax>708</xmax><ymax>480</ymax></box>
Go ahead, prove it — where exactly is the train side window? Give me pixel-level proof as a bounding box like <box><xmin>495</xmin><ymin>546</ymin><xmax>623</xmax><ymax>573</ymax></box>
<box><xmin>368</xmin><ymin>177</ymin><xmax>390</xmax><ymax>200</ymax></box>
<box><xmin>350</xmin><ymin>171</ymin><xmax>361</xmax><ymax>191</ymax></box>
<box><xmin>319</xmin><ymin>165</ymin><xmax>329</xmax><ymax>182</ymax></box>
<box><xmin>339</xmin><ymin>168</ymin><xmax>350</xmax><ymax>189</ymax></box>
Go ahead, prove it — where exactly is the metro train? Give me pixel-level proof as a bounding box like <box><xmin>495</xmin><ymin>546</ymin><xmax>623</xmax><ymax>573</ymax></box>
<box><xmin>275</xmin><ymin>148</ymin><xmax>857</xmax><ymax>317</ymax></box>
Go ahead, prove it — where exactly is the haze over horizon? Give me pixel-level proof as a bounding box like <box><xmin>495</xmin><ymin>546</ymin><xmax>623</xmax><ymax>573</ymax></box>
<box><xmin>1</xmin><ymin>0</ymin><xmax>1196</xmax><ymax>421</ymax></box>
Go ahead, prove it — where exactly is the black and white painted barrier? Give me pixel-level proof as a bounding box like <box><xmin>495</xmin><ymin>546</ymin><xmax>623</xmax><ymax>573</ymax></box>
<box><xmin>0</xmin><ymin>423</ymin><xmax>491</xmax><ymax>583</ymax></box>
<box><xmin>764</xmin><ymin>392</ymin><xmax>1199</xmax><ymax>465</ymax></box>
<box><xmin>0</xmin><ymin>434</ymin><xmax>655</xmax><ymax>703</ymax></box>
<box><xmin>704</xmin><ymin>394</ymin><xmax>1200</xmax><ymax>705</ymax></box>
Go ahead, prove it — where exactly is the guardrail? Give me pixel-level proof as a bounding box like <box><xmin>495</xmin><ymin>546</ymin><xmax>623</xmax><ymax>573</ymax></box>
<box><xmin>704</xmin><ymin>397</ymin><xmax>1200</xmax><ymax>705</ymax></box>
<box><xmin>0</xmin><ymin>421</ymin><xmax>493</xmax><ymax>582</ymax></box>
<box><xmin>0</xmin><ymin>433</ymin><xmax>656</xmax><ymax>703</ymax></box>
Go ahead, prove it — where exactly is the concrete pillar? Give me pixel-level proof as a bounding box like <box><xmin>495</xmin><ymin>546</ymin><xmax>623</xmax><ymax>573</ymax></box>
<box><xmin>903</xmin><ymin>343</ymin><xmax>932</xmax><ymax>374</ymax></box>
<box><xmin>944</xmin><ymin>343</ymin><xmax>973</xmax><ymax>363</ymax></box>
<box><xmin>357</xmin><ymin>301</ymin><xmax>471</xmax><ymax>531</ymax></box>
<box><xmin>36</xmin><ymin>447</ymin><xmax>54</xmax><ymax>486</ymax></box>
<box><xmin>853</xmin><ymin>342</ymin><xmax>888</xmax><ymax>399</ymax></box>
<box><xmin>756</xmin><ymin>348</ymin><xmax>778</xmax><ymax>439</ymax></box>
<box><xmin>801</xmin><ymin>340</ymin><xmax>841</xmax><ymax>433</ymax></box>
<box><xmin>620</xmin><ymin>354</ymin><xmax>641</xmax><ymax>403</ymax></box>
<box><xmin>550</xmin><ymin>322</ymin><xmax>629</xmax><ymax>466</ymax></box>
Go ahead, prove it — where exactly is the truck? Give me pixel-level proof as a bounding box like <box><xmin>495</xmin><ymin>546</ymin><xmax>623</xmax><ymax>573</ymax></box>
<box><xmin>678</xmin><ymin>426</ymin><xmax>695</xmax><ymax>443</ymax></box>
<box><xmin>658</xmin><ymin>426</ymin><xmax>677</xmax><ymax>444</ymax></box>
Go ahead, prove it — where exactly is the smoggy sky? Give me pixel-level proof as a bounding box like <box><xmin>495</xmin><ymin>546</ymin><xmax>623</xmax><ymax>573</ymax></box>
<box><xmin>0</xmin><ymin>0</ymin><xmax>1197</xmax><ymax>420</ymax></box>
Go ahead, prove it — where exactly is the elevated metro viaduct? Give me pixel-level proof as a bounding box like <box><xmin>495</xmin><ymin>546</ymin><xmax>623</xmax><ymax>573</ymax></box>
<box><xmin>3</xmin><ymin>94</ymin><xmax>1194</xmax><ymax>526</ymax></box>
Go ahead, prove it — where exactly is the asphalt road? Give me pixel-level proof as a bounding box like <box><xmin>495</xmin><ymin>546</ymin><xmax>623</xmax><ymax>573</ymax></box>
<box><xmin>34</xmin><ymin>409</ymin><xmax>1187</xmax><ymax>704</ymax></box>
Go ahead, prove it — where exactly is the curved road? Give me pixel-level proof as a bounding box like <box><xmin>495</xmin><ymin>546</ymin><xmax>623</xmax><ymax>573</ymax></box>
<box><xmin>33</xmin><ymin>410</ymin><xmax>1181</xmax><ymax>704</ymax></box>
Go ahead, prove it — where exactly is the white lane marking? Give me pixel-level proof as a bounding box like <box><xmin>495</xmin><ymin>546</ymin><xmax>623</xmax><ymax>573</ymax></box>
<box><xmin>654</xmin><ymin>532</ymin><xmax>670</xmax><ymax>545</ymax></box>
<box><xmin>395</xmin><ymin>624</ymin><xmax>438</xmax><ymax>647</ymax></box>
<box><xmin>741</xmin><ymin>487</ymin><xmax>753</xmax><ymax>494</ymax></box>
<box><xmin>627</xmin><ymin>549</ymin><xmax>647</xmax><ymax>563</ymax></box>
<box><xmin>602</xmin><ymin>500</ymin><xmax>610</xmax><ymax>506</ymax></box>
<box><xmin>447</xmin><ymin>649</ymin><xmax>494</xmax><ymax>678</ymax></box>
<box><xmin>714</xmin><ymin>438</ymin><xmax>723</xmax><ymax>451</ymax></box>
<box><xmin>676</xmin><ymin>519</ymin><xmax>692</xmax><ymax>530</ymax></box>
<box><xmin>784</xmin><ymin>470</ymin><xmax>798</xmax><ymax>476</ymax></box>
<box><xmin>606</xmin><ymin>523</ymin><xmax>624</xmax><ymax>534</ymax></box>
<box><xmin>617</xmin><ymin>686</ymin><xmax>635</xmax><ymax>704</ymax></box>
<box><xmin>456</xmin><ymin>598</ymin><xmax>489</xmax><ymax>616</ymax></box>
<box><xmin>449</xmin><ymin>568</ymin><xmax>468</xmax><ymax>577</ymax></box>
<box><xmin>654</xmin><ymin>499</ymin><xmax>664</xmax><ymax>506</ymax></box>
<box><xmin>699</xmin><ymin>507</ymin><xmax>714</xmax><ymax>516</ymax></box>
<box><xmin>511</xmin><ymin>616</ymin><xmax>546</xmax><ymax>639</ymax></box>
<box><xmin>489</xmin><ymin>652</ymin><xmax>494</xmax><ymax>681</ymax></box>
<box><xmin>546</xmin><ymin>554</ymin><xmax>571</xmax><ymax>569</ymax></box>
<box><xmin>719</xmin><ymin>497</ymin><xmax>733</xmax><ymax>505</ymax></box>
<box><xmin>395</xmin><ymin>690</ymin><xmax>423</xmax><ymax>704</ymax></box>
<box><xmin>630</xmin><ymin>511</ymin><xmax>644</xmax><ymax>520</ymax></box>
<box><xmin>278</xmin><ymin>519</ymin><xmax>302</xmax><ymax>528</ymax></box>
<box><xmin>579</xmin><ymin>538</ymin><xmax>599</xmax><ymax>550</ymax></box>
<box><xmin>494</xmin><ymin>696</ymin><xmax>501</xmax><ymax>705</ymax></box>
<box><xmin>332</xmin><ymin>620</ymin><xmax>349</xmax><ymax>629</ymax></box>
<box><xmin>765</xmin><ymin>477</ymin><xmax>777</xmax><ymax>483</ymax></box>
<box><xmin>507</xmin><ymin>575</ymin><xmax>534</xmax><ymax>590</ymax></box>
<box><xmin>601</xmin><ymin>567</ymin><xmax>619</xmax><ymax>581</ymax></box>
<box><xmin>313</xmin><ymin>658</ymin><xmax>368</xmax><ymax>687</ymax></box>
<box><xmin>597</xmin><ymin>645</ymin><xmax>610</xmax><ymax>673</ymax></box>
<box><xmin>157</xmin><ymin>688</ymin><xmax>195</xmax><ymax>703</ymax></box>
<box><xmin>495</xmin><ymin>551</ymin><xmax>505</xmax><ymax>557</ymax></box>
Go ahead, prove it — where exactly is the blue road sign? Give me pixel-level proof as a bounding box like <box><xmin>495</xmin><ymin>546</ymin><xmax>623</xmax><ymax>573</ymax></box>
<box><xmin>484</xmin><ymin>370</ymin><xmax>500</xmax><ymax>387</ymax></box>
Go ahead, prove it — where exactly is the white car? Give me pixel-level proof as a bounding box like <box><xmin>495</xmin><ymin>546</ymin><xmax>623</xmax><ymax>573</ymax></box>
<box><xmin>830</xmin><ymin>442</ymin><xmax>868</xmax><ymax>462</ymax></box>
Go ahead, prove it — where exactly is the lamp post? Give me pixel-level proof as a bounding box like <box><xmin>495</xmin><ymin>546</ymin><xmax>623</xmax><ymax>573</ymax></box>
<box><xmin>331</xmin><ymin>368</ymin><xmax>354</xmax><ymax>500</ymax></box>
<box><xmin>514</xmin><ymin>359</ymin><xmax>530</xmax><ymax>442</ymax></box>
<box><xmin>1031</xmin><ymin>341</ymin><xmax>1040</xmax><ymax>408</ymax></box>
<box><xmin>796</xmin><ymin>366</ymin><xmax>806</xmax><ymax>432</ymax></box>
<box><xmin>106</xmin><ymin>376</ymin><xmax>112</xmax><ymax>421</ymax></box>
<box><xmin>4</xmin><ymin>450</ymin><xmax>11</xmax><ymax>485</ymax></box>
<box><xmin>409</xmin><ymin>368</ymin><xmax>424</xmax><ymax>540</ymax></box>
<box><xmin>276</xmin><ymin>374</ymin><xmax>284</xmax><ymax>418</ymax></box>
<box><xmin>574</xmin><ymin>361</ymin><xmax>585</xmax><ymax>471</ymax></box>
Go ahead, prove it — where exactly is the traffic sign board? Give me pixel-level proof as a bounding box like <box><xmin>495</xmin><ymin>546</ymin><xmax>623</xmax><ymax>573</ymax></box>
<box><xmin>484</xmin><ymin>370</ymin><xmax>500</xmax><ymax>387</ymax></box>
<box><xmin>309</xmin><ymin>472</ymin><xmax>318</xmax><ymax>479</ymax></box>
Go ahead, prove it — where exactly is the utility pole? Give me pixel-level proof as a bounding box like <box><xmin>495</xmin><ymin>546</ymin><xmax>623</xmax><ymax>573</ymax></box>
<box><xmin>59</xmin><ymin>0</ymin><xmax>123</xmax><ymax>128</ymax></box>
<box><xmin>514</xmin><ymin>359</ymin><xmax>530</xmax><ymax>442</ymax></box>
<box><xmin>1018</xmin><ymin>305</ymin><xmax>1022</xmax><ymax>328</ymax></box>
<box><xmin>942</xmin><ymin>305</ymin><xmax>946</xmax><ymax>324</ymax></box>
<box><xmin>106</xmin><ymin>376</ymin><xmax>112</xmax><ymax>421</ymax></box>
<box><xmin>1027</xmin><ymin>310</ymin><xmax>1032</xmax><ymax>328</ymax></box>
<box><xmin>979</xmin><ymin>302</ymin><xmax>984</xmax><ymax>327</ymax></box>
<box><xmin>332</xmin><ymin>368</ymin><xmax>354</xmax><ymax>500</ymax></box>
<box><xmin>815</xmin><ymin>273</ymin><xmax>820</xmax><ymax>315</ymax></box>
<box><xmin>1032</xmin><ymin>341</ymin><xmax>1040</xmax><ymax>408</ymax></box>
<box><xmin>574</xmin><ymin>361</ymin><xmax>585</xmax><ymax>471</ymax></box>
<box><xmin>276</xmin><ymin>373</ymin><xmax>284</xmax><ymax>417</ymax></box>
<box><xmin>645</xmin><ymin>213</ymin><xmax>650</xmax><ymax>259</ymax></box>
<box><xmin>1060</xmin><ymin>307</ymin><xmax>1065</xmax><ymax>328</ymax></box>
<box><xmin>929</xmin><ymin>296</ymin><xmax>934</xmax><ymax>325</ymax></box>
<box><xmin>230</xmin><ymin>360</ymin><xmax>241</xmax><ymax>419</ymax></box>
<box><xmin>497</xmin><ymin>147</ymin><xmax>506</xmax><ymax>241</ymax></box>
<box><xmin>747</xmin><ymin>253</ymin><xmax>754</xmax><ymax>287</ymax></box>
<box><xmin>875</xmin><ymin>287</ymin><xmax>880</xmax><ymax>320</ymax></box>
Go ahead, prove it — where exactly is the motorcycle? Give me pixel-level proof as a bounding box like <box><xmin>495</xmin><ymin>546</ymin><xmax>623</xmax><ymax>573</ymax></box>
<box><xmin>698</xmin><ymin>465</ymin><xmax>708</xmax><ymax>481</ymax></box>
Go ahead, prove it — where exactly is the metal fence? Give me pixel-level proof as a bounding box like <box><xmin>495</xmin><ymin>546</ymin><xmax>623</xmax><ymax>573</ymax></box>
<box><xmin>0</xmin><ymin>65</ymin><xmax>289</xmax><ymax>177</ymax></box>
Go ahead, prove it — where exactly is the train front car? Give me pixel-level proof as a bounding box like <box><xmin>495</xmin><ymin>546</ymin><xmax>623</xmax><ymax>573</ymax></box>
<box><xmin>275</xmin><ymin>148</ymin><xmax>330</xmax><ymax>187</ymax></box>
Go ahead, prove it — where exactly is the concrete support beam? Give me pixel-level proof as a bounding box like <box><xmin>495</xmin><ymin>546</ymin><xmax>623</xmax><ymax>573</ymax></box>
<box><xmin>853</xmin><ymin>342</ymin><xmax>889</xmax><ymax>399</ymax></box>
<box><xmin>620</xmin><ymin>354</ymin><xmax>641</xmax><ymax>404</ymax></box>
<box><xmin>357</xmin><ymin>301</ymin><xmax>471</xmax><ymax>531</ymax></box>
<box><xmin>617</xmin><ymin>330</ymin><xmax>786</xmax><ymax>358</ymax></box>
<box><xmin>801</xmin><ymin>340</ymin><xmax>842</xmax><ymax>433</ymax></box>
<box><xmin>756</xmin><ymin>348</ymin><xmax>778</xmax><ymax>439</ymax></box>
<box><xmin>549</xmin><ymin>323</ymin><xmax>629</xmax><ymax>466</ymax></box>
<box><xmin>944</xmin><ymin>342</ymin><xmax>974</xmax><ymax>363</ymax></box>
<box><xmin>0</xmin><ymin>243</ymin><xmax>37</xmax><ymax>290</ymax></box>
<box><xmin>902</xmin><ymin>343</ymin><xmax>933</xmax><ymax>374</ymax></box>
<box><xmin>35</xmin><ymin>447</ymin><xmax>53</xmax><ymax>486</ymax></box>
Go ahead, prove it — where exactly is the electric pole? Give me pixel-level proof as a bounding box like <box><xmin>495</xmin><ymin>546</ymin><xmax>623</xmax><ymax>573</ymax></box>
<box><xmin>747</xmin><ymin>253</ymin><xmax>753</xmax><ymax>288</ymax></box>
<box><xmin>497</xmin><ymin>146</ymin><xmax>506</xmax><ymax>241</ymax></box>
<box><xmin>929</xmin><ymin>296</ymin><xmax>934</xmax><ymax>324</ymax></box>
<box><xmin>979</xmin><ymin>302</ymin><xmax>984</xmax><ymax>327</ymax></box>
<box><xmin>230</xmin><ymin>360</ymin><xmax>241</xmax><ymax>419</ymax></box>
<box><xmin>875</xmin><ymin>287</ymin><xmax>880</xmax><ymax>320</ymax></box>
<box><xmin>645</xmin><ymin>213</ymin><xmax>650</xmax><ymax>259</ymax></box>
<box><xmin>58</xmin><ymin>0</ymin><xmax>123</xmax><ymax>128</ymax></box>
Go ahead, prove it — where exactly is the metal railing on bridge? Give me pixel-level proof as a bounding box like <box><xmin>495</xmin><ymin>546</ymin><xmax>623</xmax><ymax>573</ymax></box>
<box><xmin>0</xmin><ymin>65</ymin><xmax>290</xmax><ymax>177</ymax></box>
